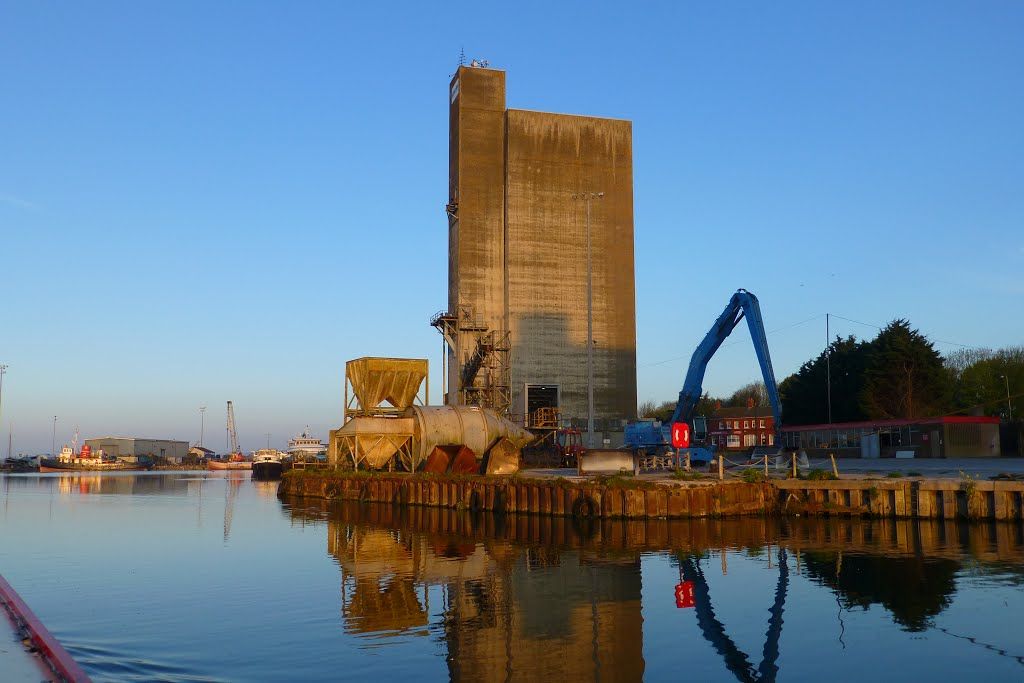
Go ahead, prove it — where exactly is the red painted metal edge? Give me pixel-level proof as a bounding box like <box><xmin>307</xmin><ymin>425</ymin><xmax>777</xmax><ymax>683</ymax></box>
<box><xmin>0</xmin><ymin>573</ymin><xmax>91</xmax><ymax>683</ymax></box>
<box><xmin>782</xmin><ymin>415</ymin><xmax>1000</xmax><ymax>432</ymax></box>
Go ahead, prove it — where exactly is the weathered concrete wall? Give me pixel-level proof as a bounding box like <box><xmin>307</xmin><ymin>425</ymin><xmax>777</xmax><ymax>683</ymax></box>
<box><xmin>446</xmin><ymin>67</ymin><xmax>637</xmax><ymax>430</ymax></box>
<box><xmin>505</xmin><ymin>110</ymin><xmax>636</xmax><ymax>429</ymax></box>
<box><xmin>448</xmin><ymin>66</ymin><xmax>507</xmax><ymax>395</ymax></box>
<box><xmin>281</xmin><ymin>472</ymin><xmax>1024</xmax><ymax>521</ymax></box>
<box><xmin>773</xmin><ymin>478</ymin><xmax>1024</xmax><ymax>520</ymax></box>
<box><xmin>281</xmin><ymin>472</ymin><xmax>774</xmax><ymax>518</ymax></box>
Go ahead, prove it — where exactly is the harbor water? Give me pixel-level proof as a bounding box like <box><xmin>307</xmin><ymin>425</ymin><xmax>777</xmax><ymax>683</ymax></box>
<box><xmin>1</xmin><ymin>471</ymin><xmax>1023</xmax><ymax>682</ymax></box>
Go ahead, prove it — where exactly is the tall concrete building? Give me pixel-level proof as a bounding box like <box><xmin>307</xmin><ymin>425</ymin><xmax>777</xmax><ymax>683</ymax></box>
<box><xmin>434</xmin><ymin>65</ymin><xmax>636</xmax><ymax>441</ymax></box>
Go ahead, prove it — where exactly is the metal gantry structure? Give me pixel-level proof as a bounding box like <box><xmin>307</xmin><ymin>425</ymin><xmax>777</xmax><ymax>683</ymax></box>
<box><xmin>431</xmin><ymin>304</ymin><xmax>511</xmax><ymax>415</ymax></box>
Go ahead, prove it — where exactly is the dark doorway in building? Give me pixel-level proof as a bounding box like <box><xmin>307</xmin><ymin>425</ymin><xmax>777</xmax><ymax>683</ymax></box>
<box><xmin>526</xmin><ymin>384</ymin><xmax>559</xmax><ymax>416</ymax></box>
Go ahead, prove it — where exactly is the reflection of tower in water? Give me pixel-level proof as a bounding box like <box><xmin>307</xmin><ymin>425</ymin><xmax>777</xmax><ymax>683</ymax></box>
<box><xmin>325</xmin><ymin>506</ymin><xmax>645</xmax><ymax>681</ymax></box>
<box><xmin>443</xmin><ymin>551</ymin><xmax>644</xmax><ymax>682</ymax></box>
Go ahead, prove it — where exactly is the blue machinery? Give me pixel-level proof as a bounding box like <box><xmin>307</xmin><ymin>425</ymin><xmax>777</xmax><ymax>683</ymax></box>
<box><xmin>625</xmin><ymin>289</ymin><xmax>784</xmax><ymax>466</ymax></box>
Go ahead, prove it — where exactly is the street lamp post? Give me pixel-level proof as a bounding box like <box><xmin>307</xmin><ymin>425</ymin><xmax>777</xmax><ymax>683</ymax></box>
<box><xmin>0</xmin><ymin>364</ymin><xmax>7</xmax><ymax>461</ymax></box>
<box><xmin>199</xmin><ymin>406</ymin><xmax>207</xmax><ymax>448</ymax></box>
<box><xmin>572</xmin><ymin>191</ymin><xmax>604</xmax><ymax>449</ymax></box>
<box><xmin>999</xmin><ymin>375</ymin><xmax>1012</xmax><ymax>420</ymax></box>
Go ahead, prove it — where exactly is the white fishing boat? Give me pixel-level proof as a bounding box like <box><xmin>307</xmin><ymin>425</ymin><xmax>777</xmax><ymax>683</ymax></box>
<box><xmin>287</xmin><ymin>427</ymin><xmax>326</xmax><ymax>459</ymax></box>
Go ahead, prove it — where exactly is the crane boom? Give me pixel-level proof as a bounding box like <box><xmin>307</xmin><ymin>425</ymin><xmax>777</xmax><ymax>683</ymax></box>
<box><xmin>226</xmin><ymin>400</ymin><xmax>241</xmax><ymax>455</ymax></box>
<box><xmin>668</xmin><ymin>289</ymin><xmax>783</xmax><ymax>443</ymax></box>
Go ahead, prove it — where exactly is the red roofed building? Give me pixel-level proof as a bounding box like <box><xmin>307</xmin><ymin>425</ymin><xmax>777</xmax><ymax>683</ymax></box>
<box><xmin>707</xmin><ymin>406</ymin><xmax>776</xmax><ymax>452</ymax></box>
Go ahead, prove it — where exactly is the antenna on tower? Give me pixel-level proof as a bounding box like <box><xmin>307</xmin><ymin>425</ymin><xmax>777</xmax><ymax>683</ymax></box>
<box><xmin>458</xmin><ymin>47</ymin><xmax>466</xmax><ymax>67</ymax></box>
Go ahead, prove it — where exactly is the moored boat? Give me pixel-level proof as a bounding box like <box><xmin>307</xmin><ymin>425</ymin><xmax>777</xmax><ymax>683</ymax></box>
<box><xmin>38</xmin><ymin>444</ymin><xmax>147</xmax><ymax>473</ymax></box>
<box><xmin>251</xmin><ymin>449</ymin><xmax>284</xmax><ymax>480</ymax></box>
<box><xmin>1</xmin><ymin>457</ymin><xmax>38</xmax><ymax>473</ymax></box>
<box><xmin>288</xmin><ymin>427</ymin><xmax>326</xmax><ymax>459</ymax></box>
<box><xmin>207</xmin><ymin>453</ymin><xmax>252</xmax><ymax>471</ymax></box>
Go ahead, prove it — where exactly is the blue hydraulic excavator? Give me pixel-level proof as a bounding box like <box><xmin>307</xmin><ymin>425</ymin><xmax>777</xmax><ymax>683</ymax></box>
<box><xmin>626</xmin><ymin>289</ymin><xmax>783</xmax><ymax>465</ymax></box>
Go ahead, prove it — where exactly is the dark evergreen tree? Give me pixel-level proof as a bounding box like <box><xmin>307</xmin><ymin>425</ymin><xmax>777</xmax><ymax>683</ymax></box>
<box><xmin>860</xmin><ymin>320</ymin><xmax>951</xmax><ymax>419</ymax></box>
<box><xmin>779</xmin><ymin>335</ymin><xmax>868</xmax><ymax>425</ymax></box>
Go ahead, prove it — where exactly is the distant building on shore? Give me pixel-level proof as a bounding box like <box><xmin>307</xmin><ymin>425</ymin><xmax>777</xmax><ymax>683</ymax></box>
<box><xmin>188</xmin><ymin>446</ymin><xmax>216</xmax><ymax>460</ymax></box>
<box><xmin>707</xmin><ymin>406</ymin><xmax>777</xmax><ymax>451</ymax></box>
<box><xmin>84</xmin><ymin>437</ymin><xmax>189</xmax><ymax>463</ymax></box>
<box><xmin>780</xmin><ymin>416</ymin><xmax>1001</xmax><ymax>458</ymax></box>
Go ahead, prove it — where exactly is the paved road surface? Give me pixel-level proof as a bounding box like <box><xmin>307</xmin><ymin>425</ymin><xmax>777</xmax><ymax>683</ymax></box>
<box><xmin>523</xmin><ymin>457</ymin><xmax>1024</xmax><ymax>481</ymax></box>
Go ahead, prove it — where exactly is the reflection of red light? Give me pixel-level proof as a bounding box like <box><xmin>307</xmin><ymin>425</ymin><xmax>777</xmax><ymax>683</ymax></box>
<box><xmin>675</xmin><ymin>580</ymin><xmax>695</xmax><ymax>608</ymax></box>
<box><xmin>671</xmin><ymin>422</ymin><xmax>690</xmax><ymax>449</ymax></box>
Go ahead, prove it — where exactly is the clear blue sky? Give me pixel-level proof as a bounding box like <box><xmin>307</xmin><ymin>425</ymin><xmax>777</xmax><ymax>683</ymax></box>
<box><xmin>2</xmin><ymin>2</ymin><xmax>1022</xmax><ymax>454</ymax></box>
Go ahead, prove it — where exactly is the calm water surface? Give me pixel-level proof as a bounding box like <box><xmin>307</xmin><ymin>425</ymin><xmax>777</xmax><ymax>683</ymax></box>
<box><xmin>1</xmin><ymin>471</ymin><xmax>1023</xmax><ymax>682</ymax></box>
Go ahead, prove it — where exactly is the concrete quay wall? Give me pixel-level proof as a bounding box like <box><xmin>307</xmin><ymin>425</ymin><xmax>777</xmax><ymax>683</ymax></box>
<box><xmin>278</xmin><ymin>472</ymin><xmax>1024</xmax><ymax>522</ymax></box>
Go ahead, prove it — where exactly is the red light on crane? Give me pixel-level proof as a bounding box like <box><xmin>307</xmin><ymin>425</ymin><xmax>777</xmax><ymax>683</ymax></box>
<box><xmin>671</xmin><ymin>422</ymin><xmax>690</xmax><ymax>449</ymax></box>
<box><xmin>675</xmin><ymin>580</ymin><xmax>695</xmax><ymax>608</ymax></box>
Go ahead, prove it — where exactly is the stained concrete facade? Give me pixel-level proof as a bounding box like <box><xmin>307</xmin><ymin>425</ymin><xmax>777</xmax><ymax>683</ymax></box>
<box><xmin>446</xmin><ymin>66</ymin><xmax>637</xmax><ymax>436</ymax></box>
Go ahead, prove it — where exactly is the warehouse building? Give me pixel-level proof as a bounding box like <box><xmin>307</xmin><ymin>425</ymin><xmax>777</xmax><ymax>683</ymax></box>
<box><xmin>435</xmin><ymin>64</ymin><xmax>636</xmax><ymax>445</ymax></box>
<box><xmin>780</xmin><ymin>416</ymin><xmax>1001</xmax><ymax>459</ymax></box>
<box><xmin>84</xmin><ymin>437</ymin><xmax>190</xmax><ymax>463</ymax></box>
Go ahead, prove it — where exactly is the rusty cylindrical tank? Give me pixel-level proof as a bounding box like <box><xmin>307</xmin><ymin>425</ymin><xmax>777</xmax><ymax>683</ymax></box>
<box><xmin>405</xmin><ymin>405</ymin><xmax>534</xmax><ymax>465</ymax></box>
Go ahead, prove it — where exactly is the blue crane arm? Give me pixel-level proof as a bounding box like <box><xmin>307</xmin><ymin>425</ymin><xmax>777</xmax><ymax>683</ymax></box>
<box><xmin>668</xmin><ymin>289</ymin><xmax>783</xmax><ymax>440</ymax></box>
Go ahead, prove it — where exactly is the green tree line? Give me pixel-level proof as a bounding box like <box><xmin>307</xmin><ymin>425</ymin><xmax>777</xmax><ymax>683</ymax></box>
<box><xmin>639</xmin><ymin>320</ymin><xmax>1022</xmax><ymax>425</ymax></box>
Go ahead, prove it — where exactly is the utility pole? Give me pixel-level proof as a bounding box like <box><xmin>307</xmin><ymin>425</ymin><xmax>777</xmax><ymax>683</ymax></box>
<box><xmin>0</xmin><ymin>364</ymin><xmax>7</xmax><ymax>461</ymax></box>
<box><xmin>826</xmin><ymin>314</ymin><xmax>832</xmax><ymax>424</ymax></box>
<box><xmin>1000</xmin><ymin>375</ymin><xmax>1012</xmax><ymax>420</ymax></box>
<box><xmin>199</xmin><ymin>406</ymin><xmax>207</xmax><ymax>448</ymax></box>
<box><xmin>573</xmin><ymin>191</ymin><xmax>604</xmax><ymax>448</ymax></box>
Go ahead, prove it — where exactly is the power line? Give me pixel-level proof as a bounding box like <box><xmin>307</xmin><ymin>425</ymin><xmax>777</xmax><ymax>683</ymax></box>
<box><xmin>643</xmin><ymin>314</ymin><xmax>825</xmax><ymax>368</ymax></box>
<box><xmin>827</xmin><ymin>314</ymin><xmax>982</xmax><ymax>349</ymax></box>
<box><xmin>643</xmin><ymin>308</ymin><xmax>983</xmax><ymax>371</ymax></box>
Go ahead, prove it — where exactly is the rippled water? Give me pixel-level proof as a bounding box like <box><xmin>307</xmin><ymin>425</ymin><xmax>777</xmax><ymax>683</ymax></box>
<box><xmin>2</xmin><ymin>471</ymin><xmax>1023</xmax><ymax>682</ymax></box>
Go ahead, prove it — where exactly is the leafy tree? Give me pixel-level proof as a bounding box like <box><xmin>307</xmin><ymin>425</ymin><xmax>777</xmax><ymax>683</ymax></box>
<box><xmin>639</xmin><ymin>393</ymin><xmax>719</xmax><ymax>422</ymax></box>
<box><xmin>949</xmin><ymin>346</ymin><xmax>1024</xmax><ymax>418</ymax></box>
<box><xmin>637</xmin><ymin>400</ymin><xmax>658</xmax><ymax>419</ymax></box>
<box><xmin>725</xmin><ymin>381</ymin><xmax>768</xmax><ymax>408</ymax></box>
<box><xmin>780</xmin><ymin>335</ymin><xmax>868</xmax><ymax>425</ymax></box>
<box><xmin>860</xmin><ymin>320</ymin><xmax>951</xmax><ymax>419</ymax></box>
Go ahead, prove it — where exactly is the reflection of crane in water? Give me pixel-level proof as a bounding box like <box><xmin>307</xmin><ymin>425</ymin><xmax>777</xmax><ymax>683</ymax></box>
<box><xmin>222</xmin><ymin>473</ymin><xmax>243</xmax><ymax>542</ymax></box>
<box><xmin>678</xmin><ymin>548</ymin><xmax>788</xmax><ymax>683</ymax></box>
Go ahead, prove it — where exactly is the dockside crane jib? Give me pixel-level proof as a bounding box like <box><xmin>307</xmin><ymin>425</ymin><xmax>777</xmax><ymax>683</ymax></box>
<box><xmin>226</xmin><ymin>400</ymin><xmax>242</xmax><ymax>460</ymax></box>
<box><xmin>626</xmin><ymin>288</ymin><xmax>783</xmax><ymax>462</ymax></box>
